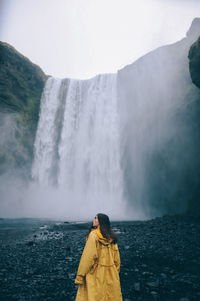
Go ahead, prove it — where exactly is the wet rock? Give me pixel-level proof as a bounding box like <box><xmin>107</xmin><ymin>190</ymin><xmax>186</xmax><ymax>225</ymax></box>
<box><xmin>133</xmin><ymin>282</ymin><xmax>140</xmax><ymax>291</ymax></box>
<box><xmin>26</xmin><ymin>241</ymin><xmax>35</xmax><ymax>246</ymax></box>
<box><xmin>141</xmin><ymin>263</ymin><xmax>147</xmax><ymax>268</ymax></box>
<box><xmin>160</xmin><ymin>273</ymin><xmax>167</xmax><ymax>278</ymax></box>
<box><xmin>150</xmin><ymin>291</ymin><xmax>159</xmax><ymax>301</ymax></box>
<box><xmin>66</xmin><ymin>246</ymin><xmax>71</xmax><ymax>252</ymax></box>
<box><xmin>146</xmin><ymin>279</ymin><xmax>160</xmax><ymax>288</ymax></box>
<box><xmin>142</xmin><ymin>271</ymin><xmax>151</xmax><ymax>275</ymax></box>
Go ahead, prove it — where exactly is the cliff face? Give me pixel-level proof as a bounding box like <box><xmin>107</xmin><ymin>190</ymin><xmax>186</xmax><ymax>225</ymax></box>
<box><xmin>118</xmin><ymin>18</ymin><xmax>200</xmax><ymax>217</ymax></box>
<box><xmin>189</xmin><ymin>36</ymin><xmax>200</xmax><ymax>89</ymax></box>
<box><xmin>187</xmin><ymin>33</ymin><xmax>200</xmax><ymax>215</ymax></box>
<box><xmin>0</xmin><ymin>41</ymin><xmax>47</xmax><ymax>175</ymax></box>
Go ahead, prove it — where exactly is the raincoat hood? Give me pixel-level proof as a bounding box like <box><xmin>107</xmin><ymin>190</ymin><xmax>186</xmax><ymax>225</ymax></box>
<box><xmin>94</xmin><ymin>227</ymin><xmax>113</xmax><ymax>246</ymax></box>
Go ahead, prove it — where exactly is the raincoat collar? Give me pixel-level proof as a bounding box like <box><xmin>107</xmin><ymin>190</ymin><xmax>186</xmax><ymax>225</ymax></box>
<box><xmin>95</xmin><ymin>227</ymin><xmax>106</xmax><ymax>240</ymax></box>
<box><xmin>94</xmin><ymin>227</ymin><xmax>113</xmax><ymax>245</ymax></box>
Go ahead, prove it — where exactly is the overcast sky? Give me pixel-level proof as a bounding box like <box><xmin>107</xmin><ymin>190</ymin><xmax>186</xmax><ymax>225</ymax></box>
<box><xmin>0</xmin><ymin>0</ymin><xmax>199</xmax><ymax>79</ymax></box>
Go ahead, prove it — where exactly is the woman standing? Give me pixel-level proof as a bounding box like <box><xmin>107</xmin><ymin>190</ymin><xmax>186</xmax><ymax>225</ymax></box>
<box><xmin>75</xmin><ymin>213</ymin><xmax>123</xmax><ymax>301</ymax></box>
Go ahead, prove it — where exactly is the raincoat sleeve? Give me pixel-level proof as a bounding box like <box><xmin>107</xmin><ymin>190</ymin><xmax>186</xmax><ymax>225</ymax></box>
<box><xmin>75</xmin><ymin>232</ymin><xmax>98</xmax><ymax>285</ymax></box>
<box><xmin>114</xmin><ymin>243</ymin><xmax>121</xmax><ymax>273</ymax></box>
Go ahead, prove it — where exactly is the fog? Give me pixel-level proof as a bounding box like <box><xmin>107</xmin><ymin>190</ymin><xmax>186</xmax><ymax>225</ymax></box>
<box><xmin>0</xmin><ymin>178</ymin><xmax>147</xmax><ymax>221</ymax></box>
<box><xmin>1</xmin><ymin>0</ymin><xmax>200</xmax><ymax>78</ymax></box>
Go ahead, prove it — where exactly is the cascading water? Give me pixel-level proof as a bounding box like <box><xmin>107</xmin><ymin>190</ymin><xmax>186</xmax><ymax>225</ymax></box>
<box><xmin>32</xmin><ymin>74</ymin><xmax>127</xmax><ymax>218</ymax></box>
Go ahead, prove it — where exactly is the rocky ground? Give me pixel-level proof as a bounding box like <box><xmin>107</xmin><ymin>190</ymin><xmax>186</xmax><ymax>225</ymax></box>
<box><xmin>0</xmin><ymin>214</ymin><xmax>200</xmax><ymax>301</ymax></box>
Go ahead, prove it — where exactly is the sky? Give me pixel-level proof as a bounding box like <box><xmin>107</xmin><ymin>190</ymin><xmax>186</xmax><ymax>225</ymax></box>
<box><xmin>0</xmin><ymin>0</ymin><xmax>200</xmax><ymax>79</ymax></box>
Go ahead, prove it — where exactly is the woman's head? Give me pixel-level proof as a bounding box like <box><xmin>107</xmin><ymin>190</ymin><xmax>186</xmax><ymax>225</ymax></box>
<box><xmin>96</xmin><ymin>213</ymin><xmax>110</xmax><ymax>229</ymax></box>
<box><xmin>92</xmin><ymin>214</ymin><xmax>99</xmax><ymax>227</ymax></box>
<box><xmin>88</xmin><ymin>213</ymin><xmax>117</xmax><ymax>244</ymax></box>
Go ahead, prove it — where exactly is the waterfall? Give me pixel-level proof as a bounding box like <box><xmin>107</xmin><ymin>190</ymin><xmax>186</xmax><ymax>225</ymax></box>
<box><xmin>32</xmin><ymin>74</ymin><xmax>126</xmax><ymax>217</ymax></box>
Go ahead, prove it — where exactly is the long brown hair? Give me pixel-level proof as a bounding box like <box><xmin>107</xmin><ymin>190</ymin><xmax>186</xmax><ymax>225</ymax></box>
<box><xmin>86</xmin><ymin>213</ymin><xmax>118</xmax><ymax>244</ymax></box>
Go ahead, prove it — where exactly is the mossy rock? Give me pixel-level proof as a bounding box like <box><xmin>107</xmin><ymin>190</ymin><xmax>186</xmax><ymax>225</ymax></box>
<box><xmin>0</xmin><ymin>41</ymin><xmax>47</xmax><ymax>174</ymax></box>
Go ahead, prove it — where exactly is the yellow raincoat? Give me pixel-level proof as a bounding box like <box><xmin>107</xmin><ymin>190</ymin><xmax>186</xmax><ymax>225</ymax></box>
<box><xmin>75</xmin><ymin>227</ymin><xmax>123</xmax><ymax>301</ymax></box>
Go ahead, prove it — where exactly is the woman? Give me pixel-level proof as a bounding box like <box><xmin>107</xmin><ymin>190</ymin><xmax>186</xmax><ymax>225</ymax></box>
<box><xmin>75</xmin><ymin>213</ymin><xmax>123</xmax><ymax>301</ymax></box>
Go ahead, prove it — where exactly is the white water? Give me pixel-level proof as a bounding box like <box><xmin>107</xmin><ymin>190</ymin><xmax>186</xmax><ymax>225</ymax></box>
<box><xmin>32</xmin><ymin>77</ymin><xmax>63</xmax><ymax>185</ymax></box>
<box><xmin>32</xmin><ymin>74</ymin><xmax>127</xmax><ymax>219</ymax></box>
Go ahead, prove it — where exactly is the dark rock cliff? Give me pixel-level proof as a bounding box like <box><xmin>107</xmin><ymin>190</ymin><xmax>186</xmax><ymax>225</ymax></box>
<box><xmin>189</xmin><ymin>36</ymin><xmax>200</xmax><ymax>89</ymax></box>
<box><xmin>187</xmin><ymin>28</ymin><xmax>200</xmax><ymax>215</ymax></box>
<box><xmin>0</xmin><ymin>41</ymin><xmax>47</xmax><ymax>175</ymax></box>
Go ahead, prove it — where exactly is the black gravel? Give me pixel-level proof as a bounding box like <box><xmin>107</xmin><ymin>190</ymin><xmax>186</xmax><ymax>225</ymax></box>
<box><xmin>0</xmin><ymin>214</ymin><xmax>200</xmax><ymax>301</ymax></box>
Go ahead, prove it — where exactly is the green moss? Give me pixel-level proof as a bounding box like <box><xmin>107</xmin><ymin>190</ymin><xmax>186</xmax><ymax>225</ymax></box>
<box><xmin>0</xmin><ymin>41</ymin><xmax>47</xmax><ymax>174</ymax></box>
